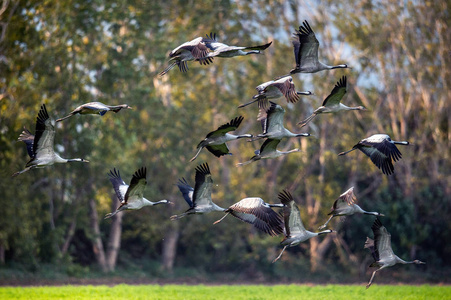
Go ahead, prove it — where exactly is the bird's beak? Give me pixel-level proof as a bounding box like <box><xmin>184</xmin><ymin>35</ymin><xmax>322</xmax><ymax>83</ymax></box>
<box><xmin>128</xmin><ymin>106</ymin><xmax>133</xmax><ymax>109</ymax></box>
<box><xmin>83</xmin><ymin>159</ymin><xmax>90</xmax><ymax>163</ymax></box>
<box><xmin>379</xmin><ymin>213</ymin><xmax>385</xmax><ymax>217</ymax></box>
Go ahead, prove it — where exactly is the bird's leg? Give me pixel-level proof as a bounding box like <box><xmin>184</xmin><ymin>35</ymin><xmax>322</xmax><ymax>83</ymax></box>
<box><xmin>238</xmin><ymin>98</ymin><xmax>260</xmax><ymax>108</ymax></box>
<box><xmin>104</xmin><ymin>211</ymin><xmax>117</xmax><ymax>219</ymax></box>
<box><xmin>189</xmin><ymin>147</ymin><xmax>204</xmax><ymax>162</ymax></box>
<box><xmin>213</xmin><ymin>212</ymin><xmax>230</xmax><ymax>225</ymax></box>
<box><xmin>11</xmin><ymin>166</ymin><xmax>34</xmax><ymax>177</ymax></box>
<box><xmin>55</xmin><ymin>113</ymin><xmax>74</xmax><ymax>122</ymax></box>
<box><xmin>170</xmin><ymin>213</ymin><xmax>187</xmax><ymax>221</ymax></box>
<box><xmin>272</xmin><ymin>246</ymin><xmax>287</xmax><ymax>263</ymax></box>
<box><xmin>338</xmin><ymin>148</ymin><xmax>356</xmax><ymax>156</ymax></box>
<box><xmin>318</xmin><ymin>215</ymin><xmax>334</xmax><ymax>230</ymax></box>
<box><xmin>366</xmin><ymin>269</ymin><xmax>379</xmax><ymax>289</ymax></box>
<box><xmin>236</xmin><ymin>160</ymin><xmax>254</xmax><ymax>167</ymax></box>
<box><xmin>297</xmin><ymin>113</ymin><xmax>317</xmax><ymax>128</ymax></box>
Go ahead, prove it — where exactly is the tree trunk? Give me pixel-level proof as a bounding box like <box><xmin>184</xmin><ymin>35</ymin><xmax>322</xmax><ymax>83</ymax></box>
<box><xmin>88</xmin><ymin>195</ymin><xmax>107</xmax><ymax>272</ymax></box>
<box><xmin>105</xmin><ymin>208</ymin><xmax>123</xmax><ymax>272</ymax></box>
<box><xmin>161</xmin><ymin>224</ymin><xmax>179</xmax><ymax>272</ymax></box>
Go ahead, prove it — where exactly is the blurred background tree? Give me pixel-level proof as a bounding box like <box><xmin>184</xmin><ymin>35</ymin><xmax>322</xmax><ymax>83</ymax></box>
<box><xmin>0</xmin><ymin>0</ymin><xmax>449</xmax><ymax>283</ymax></box>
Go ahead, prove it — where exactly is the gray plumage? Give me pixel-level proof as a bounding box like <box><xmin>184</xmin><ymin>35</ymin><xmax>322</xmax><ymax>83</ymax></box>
<box><xmin>272</xmin><ymin>190</ymin><xmax>333</xmax><ymax>263</ymax></box>
<box><xmin>13</xmin><ymin>104</ymin><xmax>89</xmax><ymax>177</ymax></box>
<box><xmin>190</xmin><ymin>116</ymin><xmax>252</xmax><ymax>162</ymax></box>
<box><xmin>250</xmin><ymin>102</ymin><xmax>311</xmax><ymax>141</ymax></box>
<box><xmin>364</xmin><ymin>218</ymin><xmax>425</xmax><ymax>288</ymax></box>
<box><xmin>298</xmin><ymin>76</ymin><xmax>365</xmax><ymax>127</ymax></box>
<box><xmin>203</xmin><ymin>32</ymin><xmax>272</xmax><ymax>58</ymax></box>
<box><xmin>104</xmin><ymin>167</ymin><xmax>170</xmax><ymax>219</ymax></box>
<box><xmin>318</xmin><ymin>187</ymin><xmax>384</xmax><ymax>230</ymax></box>
<box><xmin>338</xmin><ymin>134</ymin><xmax>409</xmax><ymax>175</ymax></box>
<box><xmin>56</xmin><ymin>102</ymin><xmax>131</xmax><ymax>122</ymax></box>
<box><xmin>213</xmin><ymin>197</ymin><xmax>284</xmax><ymax>236</ymax></box>
<box><xmin>171</xmin><ymin>163</ymin><xmax>225</xmax><ymax>220</ymax></box>
<box><xmin>237</xmin><ymin>138</ymin><xmax>299</xmax><ymax>166</ymax></box>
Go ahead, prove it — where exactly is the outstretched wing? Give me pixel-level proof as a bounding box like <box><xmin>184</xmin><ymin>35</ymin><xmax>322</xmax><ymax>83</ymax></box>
<box><xmin>356</xmin><ymin>140</ymin><xmax>400</xmax><ymax>175</ymax></box>
<box><xmin>263</xmin><ymin>102</ymin><xmax>285</xmax><ymax>134</ymax></box>
<box><xmin>192</xmin><ymin>163</ymin><xmax>213</xmax><ymax>207</ymax></box>
<box><xmin>206</xmin><ymin>116</ymin><xmax>244</xmax><ymax>138</ymax></box>
<box><xmin>176</xmin><ymin>178</ymin><xmax>194</xmax><ymax>208</ymax></box>
<box><xmin>124</xmin><ymin>167</ymin><xmax>147</xmax><ymax>203</ymax></box>
<box><xmin>108</xmin><ymin>168</ymin><xmax>128</xmax><ymax>203</ymax></box>
<box><xmin>227</xmin><ymin>197</ymin><xmax>284</xmax><ymax>236</ymax></box>
<box><xmin>279</xmin><ymin>190</ymin><xmax>306</xmax><ymax>237</ymax></box>
<box><xmin>271</xmin><ymin>77</ymin><xmax>299</xmax><ymax>103</ymax></box>
<box><xmin>18</xmin><ymin>127</ymin><xmax>35</xmax><ymax>158</ymax></box>
<box><xmin>33</xmin><ymin>104</ymin><xmax>56</xmax><ymax>159</ymax></box>
<box><xmin>292</xmin><ymin>20</ymin><xmax>319</xmax><ymax>70</ymax></box>
<box><xmin>331</xmin><ymin>187</ymin><xmax>356</xmax><ymax>212</ymax></box>
<box><xmin>206</xmin><ymin>144</ymin><xmax>230</xmax><ymax>157</ymax></box>
<box><xmin>322</xmin><ymin>76</ymin><xmax>347</xmax><ymax>106</ymax></box>
<box><xmin>371</xmin><ymin>218</ymin><xmax>395</xmax><ymax>262</ymax></box>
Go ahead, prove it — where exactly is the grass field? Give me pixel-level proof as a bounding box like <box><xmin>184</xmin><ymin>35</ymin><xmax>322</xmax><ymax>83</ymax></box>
<box><xmin>0</xmin><ymin>284</ymin><xmax>450</xmax><ymax>300</ymax></box>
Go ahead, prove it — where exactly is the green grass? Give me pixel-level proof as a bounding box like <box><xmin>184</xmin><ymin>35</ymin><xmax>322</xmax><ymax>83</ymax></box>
<box><xmin>0</xmin><ymin>284</ymin><xmax>450</xmax><ymax>300</ymax></box>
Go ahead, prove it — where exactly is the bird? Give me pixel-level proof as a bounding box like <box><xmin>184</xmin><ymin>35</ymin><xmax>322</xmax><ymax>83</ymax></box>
<box><xmin>213</xmin><ymin>197</ymin><xmax>284</xmax><ymax>236</ymax></box>
<box><xmin>238</xmin><ymin>76</ymin><xmax>313</xmax><ymax>110</ymax></box>
<box><xmin>249</xmin><ymin>102</ymin><xmax>311</xmax><ymax>141</ymax></box>
<box><xmin>203</xmin><ymin>32</ymin><xmax>272</xmax><ymax>58</ymax></box>
<box><xmin>364</xmin><ymin>218</ymin><xmax>425</xmax><ymax>288</ymax></box>
<box><xmin>158</xmin><ymin>35</ymin><xmax>216</xmax><ymax>76</ymax></box>
<box><xmin>338</xmin><ymin>134</ymin><xmax>409</xmax><ymax>175</ymax></box>
<box><xmin>12</xmin><ymin>104</ymin><xmax>89</xmax><ymax>177</ymax></box>
<box><xmin>272</xmin><ymin>190</ymin><xmax>333</xmax><ymax>263</ymax></box>
<box><xmin>318</xmin><ymin>187</ymin><xmax>384</xmax><ymax>230</ymax></box>
<box><xmin>170</xmin><ymin>163</ymin><xmax>225</xmax><ymax>220</ymax></box>
<box><xmin>56</xmin><ymin>102</ymin><xmax>132</xmax><ymax>122</ymax></box>
<box><xmin>283</xmin><ymin>20</ymin><xmax>349</xmax><ymax>76</ymax></box>
<box><xmin>237</xmin><ymin>138</ymin><xmax>299</xmax><ymax>166</ymax></box>
<box><xmin>297</xmin><ymin>76</ymin><xmax>365</xmax><ymax>127</ymax></box>
<box><xmin>104</xmin><ymin>167</ymin><xmax>171</xmax><ymax>219</ymax></box>
<box><xmin>189</xmin><ymin>116</ymin><xmax>253</xmax><ymax>162</ymax></box>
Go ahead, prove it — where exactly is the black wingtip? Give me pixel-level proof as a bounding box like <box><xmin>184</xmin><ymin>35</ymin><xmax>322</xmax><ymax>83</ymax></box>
<box><xmin>195</xmin><ymin>162</ymin><xmax>210</xmax><ymax>176</ymax></box>
<box><xmin>231</xmin><ymin>116</ymin><xmax>244</xmax><ymax>128</ymax></box>
<box><xmin>336</xmin><ymin>76</ymin><xmax>347</xmax><ymax>88</ymax></box>
<box><xmin>371</xmin><ymin>217</ymin><xmax>382</xmax><ymax>230</ymax></box>
<box><xmin>108</xmin><ymin>168</ymin><xmax>121</xmax><ymax>179</ymax></box>
<box><xmin>278</xmin><ymin>190</ymin><xmax>293</xmax><ymax>205</ymax></box>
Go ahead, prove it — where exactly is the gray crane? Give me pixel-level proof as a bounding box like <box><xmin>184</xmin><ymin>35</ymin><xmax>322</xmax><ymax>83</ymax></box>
<box><xmin>249</xmin><ymin>102</ymin><xmax>311</xmax><ymax>142</ymax></box>
<box><xmin>338</xmin><ymin>134</ymin><xmax>409</xmax><ymax>175</ymax></box>
<box><xmin>56</xmin><ymin>102</ymin><xmax>132</xmax><ymax>122</ymax></box>
<box><xmin>213</xmin><ymin>197</ymin><xmax>284</xmax><ymax>236</ymax></box>
<box><xmin>318</xmin><ymin>187</ymin><xmax>384</xmax><ymax>230</ymax></box>
<box><xmin>283</xmin><ymin>20</ymin><xmax>349</xmax><ymax>76</ymax></box>
<box><xmin>105</xmin><ymin>167</ymin><xmax>170</xmax><ymax>219</ymax></box>
<box><xmin>272</xmin><ymin>190</ymin><xmax>333</xmax><ymax>263</ymax></box>
<box><xmin>238</xmin><ymin>76</ymin><xmax>313</xmax><ymax>110</ymax></box>
<box><xmin>12</xmin><ymin>104</ymin><xmax>89</xmax><ymax>177</ymax></box>
<box><xmin>159</xmin><ymin>35</ymin><xmax>215</xmax><ymax>76</ymax></box>
<box><xmin>298</xmin><ymin>76</ymin><xmax>365</xmax><ymax>127</ymax></box>
<box><xmin>237</xmin><ymin>138</ymin><xmax>299</xmax><ymax>166</ymax></box>
<box><xmin>190</xmin><ymin>116</ymin><xmax>252</xmax><ymax>162</ymax></box>
<box><xmin>170</xmin><ymin>163</ymin><xmax>225</xmax><ymax>220</ymax></box>
<box><xmin>203</xmin><ymin>32</ymin><xmax>272</xmax><ymax>58</ymax></box>
<box><xmin>364</xmin><ymin>218</ymin><xmax>425</xmax><ymax>288</ymax></box>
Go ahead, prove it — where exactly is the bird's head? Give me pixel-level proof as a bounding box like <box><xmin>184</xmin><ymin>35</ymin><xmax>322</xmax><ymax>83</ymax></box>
<box><xmin>414</xmin><ymin>260</ymin><xmax>426</xmax><ymax>265</ymax></box>
<box><xmin>378</xmin><ymin>213</ymin><xmax>385</xmax><ymax>217</ymax></box>
<box><xmin>68</xmin><ymin>158</ymin><xmax>89</xmax><ymax>163</ymax></box>
<box><xmin>358</xmin><ymin>106</ymin><xmax>366</xmax><ymax>110</ymax></box>
<box><xmin>122</xmin><ymin>104</ymin><xmax>132</xmax><ymax>109</ymax></box>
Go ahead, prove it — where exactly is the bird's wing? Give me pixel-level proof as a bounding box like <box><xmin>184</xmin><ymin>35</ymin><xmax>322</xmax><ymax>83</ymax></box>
<box><xmin>206</xmin><ymin>144</ymin><xmax>230</xmax><ymax>157</ymax></box>
<box><xmin>356</xmin><ymin>143</ymin><xmax>395</xmax><ymax>175</ymax></box>
<box><xmin>241</xmin><ymin>41</ymin><xmax>272</xmax><ymax>51</ymax></box>
<box><xmin>364</xmin><ymin>237</ymin><xmax>379</xmax><ymax>262</ymax></box>
<box><xmin>322</xmin><ymin>76</ymin><xmax>347</xmax><ymax>106</ymax></box>
<box><xmin>192</xmin><ymin>163</ymin><xmax>213</xmax><ymax>207</ymax></box>
<box><xmin>292</xmin><ymin>20</ymin><xmax>320</xmax><ymax>69</ymax></box>
<box><xmin>108</xmin><ymin>168</ymin><xmax>128</xmax><ymax>203</ymax></box>
<box><xmin>260</xmin><ymin>138</ymin><xmax>281</xmax><ymax>154</ymax></box>
<box><xmin>361</xmin><ymin>138</ymin><xmax>403</xmax><ymax>162</ymax></box>
<box><xmin>206</xmin><ymin>116</ymin><xmax>244</xmax><ymax>138</ymax></box>
<box><xmin>174</xmin><ymin>37</ymin><xmax>211</xmax><ymax>60</ymax></box>
<box><xmin>279</xmin><ymin>190</ymin><xmax>306</xmax><ymax>237</ymax></box>
<box><xmin>330</xmin><ymin>187</ymin><xmax>356</xmax><ymax>214</ymax></box>
<box><xmin>124</xmin><ymin>167</ymin><xmax>147</xmax><ymax>204</ymax></box>
<box><xmin>33</xmin><ymin>104</ymin><xmax>56</xmax><ymax>159</ymax></box>
<box><xmin>271</xmin><ymin>78</ymin><xmax>299</xmax><ymax>103</ymax></box>
<box><xmin>176</xmin><ymin>178</ymin><xmax>194</xmax><ymax>207</ymax></box>
<box><xmin>265</xmin><ymin>102</ymin><xmax>286</xmax><ymax>134</ymax></box>
<box><xmin>18</xmin><ymin>127</ymin><xmax>35</xmax><ymax>158</ymax></box>
<box><xmin>227</xmin><ymin>198</ymin><xmax>284</xmax><ymax>236</ymax></box>
<box><xmin>371</xmin><ymin>218</ymin><xmax>395</xmax><ymax>261</ymax></box>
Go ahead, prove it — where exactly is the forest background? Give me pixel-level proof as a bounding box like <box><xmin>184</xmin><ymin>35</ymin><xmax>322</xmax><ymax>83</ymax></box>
<box><xmin>0</xmin><ymin>0</ymin><xmax>449</xmax><ymax>285</ymax></box>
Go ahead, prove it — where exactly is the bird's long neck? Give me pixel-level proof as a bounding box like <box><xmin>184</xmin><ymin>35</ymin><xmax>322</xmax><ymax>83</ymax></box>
<box><xmin>152</xmin><ymin>199</ymin><xmax>169</xmax><ymax>206</ymax></box>
<box><xmin>396</xmin><ymin>256</ymin><xmax>412</xmax><ymax>264</ymax></box>
<box><xmin>268</xmin><ymin>203</ymin><xmax>284</xmax><ymax>208</ymax></box>
<box><xmin>329</xmin><ymin>64</ymin><xmax>348</xmax><ymax>70</ymax></box>
<box><xmin>66</xmin><ymin>158</ymin><xmax>86</xmax><ymax>163</ymax></box>
<box><xmin>108</xmin><ymin>104</ymin><xmax>128</xmax><ymax>113</ymax></box>
<box><xmin>294</xmin><ymin>133</ymin><xmax>310</xmax><ymax>138</ymax></box>
<box><xmin>235</xmin><ymin>134</ymin><xmax>253</xmax><ymax>140</ymax></box>
<box><xmin>393</xmin><ymin>141</ymin><xmax>409</xmax><ymax>145</ymax></box>
<box><xmin>317</xmin><ymin>229</ymin><xmax>333</xmax><ymax>236</ymax></box>
<box><xmin>296</xmin><ymin>91</ymin><xmax>313</xmax><ymax>96</ymax></box>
